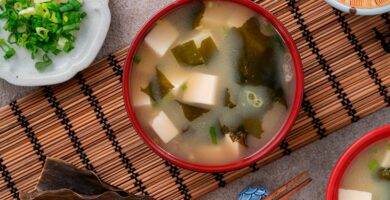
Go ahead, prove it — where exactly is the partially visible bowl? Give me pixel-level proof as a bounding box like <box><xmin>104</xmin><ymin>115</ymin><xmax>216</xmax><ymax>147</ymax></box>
<box><xmin>326</xmin><ymin>125</ymin><xmax>390</xmax><ymax>200</ymax></box>
<box><xmin>0</xmin><ymin>0</ymin><xmax>111</xmax><ymax>86</ymax></box>
<box><xmin>123</xmin><ymin>0</ymin><xmax>304</xmax><ymax>172</ymax></box>
<box><xmin>326</xmin><ymin>0</ymin><xmax>390</xmax><ymax>15</ymax></box>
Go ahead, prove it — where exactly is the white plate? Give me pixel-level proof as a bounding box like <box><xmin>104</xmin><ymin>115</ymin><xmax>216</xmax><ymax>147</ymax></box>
<box><xmin>326</xmin><ymin>0</ymin><xmax>390</xmax><ymax>15</ymax></box>
<box><xmin>0</xmin><ymin>0</ymin><xmax>111</xmax><ymax>86</ymax></box>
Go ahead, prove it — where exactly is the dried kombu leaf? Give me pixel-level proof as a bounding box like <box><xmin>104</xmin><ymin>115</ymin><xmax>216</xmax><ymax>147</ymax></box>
<box><xmin>36</xmin><ymin>158</ymin><xmax>125</xmax><ymax>196</ymax></box>
<box><xmin>224</xmin><ymin>88</ymin><xmax>236</xmax><ymax>109</ymax></box>
<box><xmin>236</xmin><ymin>17</ymin><xmax>278</xmax><ymax>87</ymax></box>
<box><xmin>141</xmin><ymin>69</ymin><xmax>174</xmax><ymax>102</ymax></box>
<box><xmin>171</xmin><ymin>40</ymin><xmax>205</xmax><ymax>66</ymax></box>
<box><xmin>20</xmin><ymin>190</ymin><xmax>154</xmax><ymax>200</ymax></box>
<box><xmin>20</xmin><ymin>158</ymin><xmax>154</xmax><ymax>200</ymax></box>
<box><xmin>177</xmin><ymin>101</ymin><xmax>210</xmax><ymax>121</ymax></box>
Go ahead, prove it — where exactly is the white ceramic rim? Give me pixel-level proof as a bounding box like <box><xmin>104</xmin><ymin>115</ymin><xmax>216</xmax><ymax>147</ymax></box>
<box><xmin>325</xmin><ymin>0</ymin><xmax>390</xmax><ymax>15</ymax></box>
<box><xmin>0</xmin><ymin>0</ymin><xmax>111</xmax><ymax>86</ymax></box>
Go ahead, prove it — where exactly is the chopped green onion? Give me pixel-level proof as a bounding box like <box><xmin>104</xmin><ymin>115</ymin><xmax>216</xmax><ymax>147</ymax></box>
<box><xmin>35</xmin><ymin>54</ymin><xmax>52</xmax><ymax>71</ymax></box>
<box><xmin>4</xmin><ymin>48</ymin><xmax>16</xmax><ymax>59</ymax></box>
<box><xmin>180</xmin><ymin>83</ymin><xmax>188</xmax><ymax>91</ymax></box>
<box><xmin>8</xmin><ymin>33</ymin><xmax>16</xmax><ymax>44</ymax></box>
<box><xmin>0</xmin><ymin>39</ymin><xmax>15</xmax><ymax>59</ymax></box>
<box><xmin>387</xmin><ymin>144</ymin><xmax>390</xmax><ymax>151</ymax></box>
<box><xmin>14</xmin><ymin>2</ymin><xmax>24</xmax><ymax>11</ymax></box>
<box><xmin>210</xmin><ymin>126</ymin><xmax>217</xmax><ymax>144</ymax></box>
<box><xmin>63</xmin><ymin>41</ymin><xmax>74</xmax><ymax>52</ymax></box>
<box><xmin>60</xmin><ymin>0</ymin><xmax>82</xmax><ymax>12</ymax></box>
<box><xmin>368</xmin><ymin>159</ymin><xmax>379</xmax><ymax>171</ymax></box>
<box><xmin>36</xmin><ymin>27</ymin><xmax>49</xmax><ymax>39</ymax></box>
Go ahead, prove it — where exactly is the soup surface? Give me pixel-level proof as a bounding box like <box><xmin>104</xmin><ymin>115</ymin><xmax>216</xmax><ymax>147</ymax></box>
<box><xmin>130</xmin><ymin>1</ymin><xmax>295</xmax><ymax>165</ymax></box>
<box><xmin>340</xmin><ymin>140</ymin><xmax>390</xmax><ymax>200</ymax></box>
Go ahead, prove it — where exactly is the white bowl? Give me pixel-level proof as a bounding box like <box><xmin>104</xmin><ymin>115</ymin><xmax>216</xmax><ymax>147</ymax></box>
<box><xmin>0</xmin><ymin>0</ymin><xmax>111</xmax><ymax>86</ymax></box>
<box><xmin>326</xmin><ymin>0</ymin><xmax>390</xmax><ymax>15</ymax></box>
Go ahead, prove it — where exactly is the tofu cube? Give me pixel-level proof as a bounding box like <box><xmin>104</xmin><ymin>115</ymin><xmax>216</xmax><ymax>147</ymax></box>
<box><xmin>180</xmin><ymin>73</ymin><xmax>219</xmax><ymax>108</ymax></box>
<box><xmin>194</xmin><ymin>136</ymin><xmax>242</xmax><ymax>164</ymax></box>
<box><xmin>200</xmin><ymin>2</ymin><xmax>234</xmax><ymax>27</ymax></box>
<box><xmin>227</xmin><ymin>7</ymin><xmax>255</xmax><ymax>28</ymax></box>
<box><xmin>223</xmin><ymin>136</ymin><xmax>242</xmax><ymax>158</ymax></box>
<box><xmin>145</xmin><ymin>21</ymin><xmax>179</xmax><ymax>57</ymax></box>
<box><xmin>381</xmin><ymin>150</ymin><xmax>390</xmax><ymax>168</ymax></box>
<box><xmin>339</xmin><ymin>189</ymin><xmax>372</xmax><ymax>200</ymax></box>
<box><xmin>150</xmin><ymin>111</ymin><xmax>180</xmax><ymax>143</ymax></box>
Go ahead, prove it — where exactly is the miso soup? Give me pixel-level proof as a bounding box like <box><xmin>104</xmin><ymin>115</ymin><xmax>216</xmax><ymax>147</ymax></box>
<box><xmin>339</xmin><ymin>140</ymin><xmax>390</xmax><ymax>200</ymax></box>
<box><xmin>129</xmin><ymin>1</ymin><xmax>295</xmax><ymax>166</ymax></box>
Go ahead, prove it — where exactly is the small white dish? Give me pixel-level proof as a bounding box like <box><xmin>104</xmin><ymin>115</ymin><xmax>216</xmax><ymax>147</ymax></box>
<box><xmin>326</xmin><ymin>0</ymin><xmax>390</xmax><ymax>15</ymax></box>
<box><xmin>0</xmin><ymin>0</ymin><xmax>111</xmax><ymax>86</ymax></box>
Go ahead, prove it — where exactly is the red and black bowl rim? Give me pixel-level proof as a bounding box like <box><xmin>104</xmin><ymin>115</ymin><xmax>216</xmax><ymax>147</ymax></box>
<box><xmin>326</xmin><ymin>125</ymin><xmax>390</xmax><ymax>200</ymax></box>
<box><xmin>122</xmin><ymin>0</ymin><xmax>304</xmax><ymax>173</ymax></box>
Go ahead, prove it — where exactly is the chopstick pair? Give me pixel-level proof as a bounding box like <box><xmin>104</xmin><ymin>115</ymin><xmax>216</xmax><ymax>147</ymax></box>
<box><xmin>264</xmin><ymin>171</ymin><xmax>312</xmax><ymax>200</ymax></box>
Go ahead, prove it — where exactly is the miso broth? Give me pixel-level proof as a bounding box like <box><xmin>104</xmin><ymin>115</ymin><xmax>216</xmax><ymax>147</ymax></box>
<box><xmin>339</xmin><ymin>140</ymin><xmax>390</xmax><ymax>200</ymax></box>
<box><xmin>130</xmin><ymin>1</ymin><xmax>295</xmax><ymax>166</ymax></box>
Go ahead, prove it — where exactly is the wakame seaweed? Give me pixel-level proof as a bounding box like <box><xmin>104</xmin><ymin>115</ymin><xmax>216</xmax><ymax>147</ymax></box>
<box><xmin>177</xmin><ymin>101</ymin><xmax>210</xmax><ymax>121</ymax></box>
<box><xmin>268</xmin><ymin>87</ymin><xmax>287</xmax><ymax>107</ymax></box>
<box><xmin>236</xmin><ymin>17</ymin><xmax>278</xmax><ymax>88</ymax></box>
<box><xmin>192</xmin><ymin>2</ymin><xmax>205</xmax><ymax>29</ymax></box>
<box><xmin>171</xmin><ymin>40</ymin><xmax>204</xmax><ymax>66</ymax></box>
<box><xmin>198</xmin><ymin>36</ymin><xmax>218</xmax><ymax>63</ymax></box>
<box><xmin>220</xmin><ymin>123</ymin><xmax>249</xmax><ymax>147</ymax></box>
<box><xmin>171</xmin><ymin>37</ymin><xmax>218</xmax><ymax>66</ymax></box>
<box><xmin>224</xmin><ymin>88</ymin><xmax>236</xmax><ymax>108</ymax></box>
<box><xmin>378</xmin><ymin>168</ymin><xmax>390</xmax><ymax>180</ymax></box>
<box><xmin>243</xmin><ymin>118</ymin><xmax>263</xmax><ymax>139</ymax></box>
<box><xmin>141</xmin><ymin>68</ymin><xmax>174</xmax><ymax>102</ymax></box>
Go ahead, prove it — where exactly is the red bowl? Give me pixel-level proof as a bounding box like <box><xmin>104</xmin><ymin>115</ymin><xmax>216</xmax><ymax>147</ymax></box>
<box><xmin>326</xmin><ymin>125</ymin><xmax>390</xmax><ymax>200</ymax></box>
<box><xmin>122</xmin><ymin>0</ymin><xmax>304</xmax><ymax>172</ymax></box>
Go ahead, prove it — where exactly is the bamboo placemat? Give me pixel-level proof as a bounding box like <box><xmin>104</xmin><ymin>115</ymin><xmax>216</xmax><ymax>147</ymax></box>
<box><xmin>0</xmin><ymin>0</ymin><xmax>389</xmax><ymax>199</ymax></box>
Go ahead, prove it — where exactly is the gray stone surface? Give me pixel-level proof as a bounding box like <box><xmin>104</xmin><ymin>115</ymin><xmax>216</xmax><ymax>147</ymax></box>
<box><xmin>0</xmin><ymin>1</ymin><xmax>389</xmax><ymax>199</ymax></box>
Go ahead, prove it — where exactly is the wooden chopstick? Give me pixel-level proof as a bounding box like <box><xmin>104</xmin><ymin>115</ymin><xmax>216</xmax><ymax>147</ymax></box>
<box><xmin>264</xmin><ymin>171</ymin><xmax>311</xmax><ymax>200</ymax></box>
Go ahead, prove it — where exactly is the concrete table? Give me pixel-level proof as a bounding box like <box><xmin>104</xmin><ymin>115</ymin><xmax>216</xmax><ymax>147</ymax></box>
<box><xmin>1</xmin><ymin>1</ymin><xmax>389</xmax><ymax>199</ymax></box>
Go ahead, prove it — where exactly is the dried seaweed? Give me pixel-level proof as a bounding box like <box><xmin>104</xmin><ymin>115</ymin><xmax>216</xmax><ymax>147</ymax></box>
<box><xmin>20</xmin><ymin>158</ymin><xmax>154</xmax><ymax>200</ymax></box>
<box><xmin>176</xmin><ymin>101</ymin><xmax>210</xmax><ymax>121</ymax></box>
<box><xmin>20</xmin><ymin>190</ymin><xmax>154</xmax><ymax>200</ymax></box>
<box><xmin>36</xmin><ymin>159</ymin><xmax>125</xmax><ymax>196</ymax></box>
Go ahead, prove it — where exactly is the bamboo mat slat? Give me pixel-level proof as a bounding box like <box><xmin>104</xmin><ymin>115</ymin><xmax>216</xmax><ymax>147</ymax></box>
<box><xmin>0</xmin><ymin>0</ymin><xmax>389</xmax><ymax>199</ymax></box>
